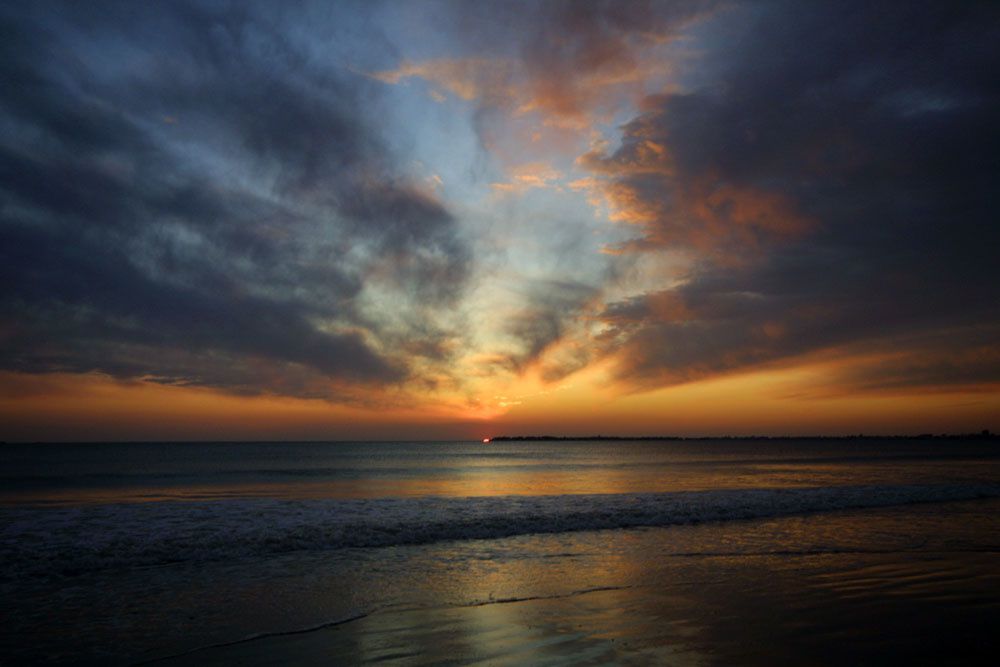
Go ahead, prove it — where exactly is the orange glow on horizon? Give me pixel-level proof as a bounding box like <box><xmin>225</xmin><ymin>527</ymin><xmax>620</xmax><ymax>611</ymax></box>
<box><xmin>2</xmin><ymin>354</ymin><xmax>998</xmax><ymax>442</ymax></box>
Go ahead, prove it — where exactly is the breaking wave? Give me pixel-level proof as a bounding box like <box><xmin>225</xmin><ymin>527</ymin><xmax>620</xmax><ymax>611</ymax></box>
<box><xmin>3</xmin><ymin>483</ymin><xmax>998</xmax><ymax>581</ymax></box>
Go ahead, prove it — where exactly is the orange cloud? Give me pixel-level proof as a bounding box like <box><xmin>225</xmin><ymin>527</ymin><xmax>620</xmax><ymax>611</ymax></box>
<box><xmin>490</xmin><ymin>162</ymin><xmax>564</xmax><ymax>194</ymax></box>
<box><xmin>576</xmin><ymin>126</ymin><xmax>811</xmax><ymax>260</ymax></box>
<box><xmin>371</xmin><ymin>3</ymin><xmax>698</xmax><ymax>133</ymax></box>
<box><xmin>480</xmin><ymin>355</ymin><xmax>1000</xmax><ymax>438</ymax></box>
<box><xmin>375</xmin><ymin>53</ymin><xmax>678</xmax><ymax>131</ymax></box>
<box><xmin>372</xmin><ymin>58</ymin><xmax>517</xmax><ymax>103</ymax></box>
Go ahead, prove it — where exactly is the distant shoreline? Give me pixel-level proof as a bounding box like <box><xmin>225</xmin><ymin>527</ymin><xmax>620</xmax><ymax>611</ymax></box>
<box><xmin>490</xmin><ymin>431</ymin><xmax>997</xmax><ymax>442</ymax></box>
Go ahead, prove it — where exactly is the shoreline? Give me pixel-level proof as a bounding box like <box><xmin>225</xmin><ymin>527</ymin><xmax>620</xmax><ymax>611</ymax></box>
<box><xmin>146</xmin><ymin>498</ymin><xmax>1000</xmax><ymax>667</ymax></box>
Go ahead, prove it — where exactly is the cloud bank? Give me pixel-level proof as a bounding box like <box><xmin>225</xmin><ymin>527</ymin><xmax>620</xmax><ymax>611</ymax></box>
<box><xmin>0</xmin><ymin>1</ymin><xmax>470</xmax><ymax>400</ymax></box>
<box><xmin>585</xmin><ymin>1</ymin><xmax>1000</xmax><ymax>391</ymax></box>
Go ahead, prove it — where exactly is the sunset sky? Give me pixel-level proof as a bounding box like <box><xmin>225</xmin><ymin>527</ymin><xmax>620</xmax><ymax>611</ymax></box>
<box><xmin>2</xmin><ymin>1</ymin><xmax>999</xmax><ymax>440</ymax></box>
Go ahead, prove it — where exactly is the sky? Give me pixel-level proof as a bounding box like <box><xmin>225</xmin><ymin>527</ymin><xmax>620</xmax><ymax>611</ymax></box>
<box><xmin>2</xmin><ymin>0</ymin><xmax>999</xmax><ymax>441</ymax></box>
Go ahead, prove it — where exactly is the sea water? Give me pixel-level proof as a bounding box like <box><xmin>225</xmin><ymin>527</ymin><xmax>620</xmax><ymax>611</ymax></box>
<box><xmin>2</xmin><ymin>439</ymin><xmax>998</xmax><ymax>664</ymax></box>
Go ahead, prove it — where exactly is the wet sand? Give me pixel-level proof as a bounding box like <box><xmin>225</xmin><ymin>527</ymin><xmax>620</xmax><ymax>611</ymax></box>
<box><xmin>156</xmin><ymin>499</ymin><xmax>1000</xmax><ymax>666</ymax></box>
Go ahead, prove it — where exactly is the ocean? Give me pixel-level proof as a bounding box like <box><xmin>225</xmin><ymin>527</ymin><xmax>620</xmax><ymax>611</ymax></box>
<box><xmin>2</xmin><ymin>439</ymin><xmax>999</xmax><ymax>664</ymax></box>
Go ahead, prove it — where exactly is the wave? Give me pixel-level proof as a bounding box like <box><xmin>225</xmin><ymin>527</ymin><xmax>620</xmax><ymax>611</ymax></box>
<box><xmin>2</xmin><ymin>483</ymin><xmax>998</xmax><ymax>581</ymax></box>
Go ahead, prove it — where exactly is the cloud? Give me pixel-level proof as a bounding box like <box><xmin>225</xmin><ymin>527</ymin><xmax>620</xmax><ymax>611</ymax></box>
<box><xmin>3</xmin><ymin>0</ymin><xmax>998</xmax><ymax>411</ymax></box>
<box><xmin>490</xmin><ymin>162</ymin><xmax>564</xmax><ymax>194</ymax></box>
<box><xmin>0</xmin><ymin>1</ymin><xmax>471</xmax><ymax>398</ymax></box>
<box><xmin>501</xmin><ymin>279</ymin><xmax>601</xmax><ymax>375</ymax></box>
<box><xmin>834</xmin><ymin>342</ymin><xmax>1000</xmax><ymax>394</ymax></box>
<box><xmin>576</xmin><ymin>100</ymin><xmax>813</xmax><ymax>259</ymax></box>
<box><xmin>512</xmin><ymin>0</ymin><xmax>712</xmax><ymax>123</ymax></box>
<box><xmin>372</xmin><ymin>58</ymin><xmax>517</xmax><ymax>104</ymax></box>
<box><xmin>588</xmin><ymin>1</ymin><xmax>1000</xmax><ymax>392</ymax></box>
<box><xmin>373</xmin><ymin>1</ymin><xmax>717</xmax><ymax>129</ymax></box>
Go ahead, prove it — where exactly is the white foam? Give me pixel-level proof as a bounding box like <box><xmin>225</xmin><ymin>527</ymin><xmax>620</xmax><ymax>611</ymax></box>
<box><xmin>2</xmin><ymin>483</ymin><xmax>998</xmax><ymax>581</ymax></box>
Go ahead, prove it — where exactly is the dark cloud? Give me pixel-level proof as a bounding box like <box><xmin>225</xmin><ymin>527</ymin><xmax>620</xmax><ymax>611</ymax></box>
<box><xmin>503</xmin><ymin>280</ymin><xmax>599</xmax><ymax>374</ymax></box>
<box><xmin>592</xmin><ymin>0</ymin><xmax>1000</xmax><ymax>390</ymax></box>
<box><xmin>0</xmin><ymin>1</ymin><xmax>471</xmax><ymax>397</ymax></box>
<box><xmin>818</xmin><ymin>326</ymin><xmax>1000</xmax><ymax>395</ymax></box>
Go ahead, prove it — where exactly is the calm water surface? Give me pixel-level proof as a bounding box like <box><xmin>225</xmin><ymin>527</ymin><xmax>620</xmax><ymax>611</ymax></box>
<box><xmin>2</xmin><ymin>438</ymin><xmax>998</xmax><ymax>503</ymax></box>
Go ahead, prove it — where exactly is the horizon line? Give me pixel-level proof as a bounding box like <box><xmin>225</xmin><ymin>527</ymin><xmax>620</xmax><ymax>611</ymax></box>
<box><xmin>2</xmin><ymin>430</ymin><xmax>996</xmax><ymax>445</ymax></box>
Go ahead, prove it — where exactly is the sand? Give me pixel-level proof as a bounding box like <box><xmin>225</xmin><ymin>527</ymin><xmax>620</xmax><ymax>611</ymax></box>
<box><xmin>152</xmin><ymin>499</ymin><xmax>1000</xmax><ymax>666</ymax></box>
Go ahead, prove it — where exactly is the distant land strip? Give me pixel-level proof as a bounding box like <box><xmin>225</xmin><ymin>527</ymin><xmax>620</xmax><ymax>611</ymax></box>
<box><xmin>490</xmin><ymin>431</ymin><xmax>997</xmax><ymax>442</ymax></box>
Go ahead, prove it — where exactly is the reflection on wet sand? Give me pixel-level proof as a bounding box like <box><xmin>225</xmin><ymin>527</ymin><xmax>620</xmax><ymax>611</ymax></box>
<box><xmin>164</xmin><ymin>499</ymin><xmax>1000</xmax><ymax>666</ymax></box>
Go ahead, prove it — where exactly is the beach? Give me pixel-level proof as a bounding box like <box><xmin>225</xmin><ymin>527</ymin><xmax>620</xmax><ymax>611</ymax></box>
<box><xmin>158</xmin><ymin>499</ymin><xmax>1000</xmax><ymax>666</ymax></box>
<box><xmin>2</xmin><ymin>439</ymin><xmax>999</xmax><ymax>664</ymax></box>
<box><xmin>4</xmin><ymin>2</ymin><xmax>1000</xmax><ymax>664</ymax></box>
